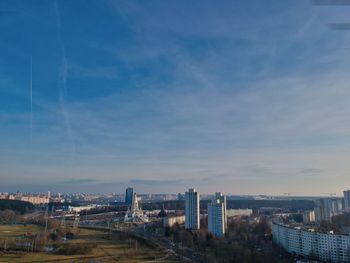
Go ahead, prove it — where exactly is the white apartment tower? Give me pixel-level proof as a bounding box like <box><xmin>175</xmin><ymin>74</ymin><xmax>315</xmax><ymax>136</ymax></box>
<box><xmin>185</xmin><ymin>188</ymin><xmax>200</xmax><ymax>230</ymax></box>
<box><xmin>314</xmin><ymin>197</ymin><xmax>343</xmax><ymax>222</ymax></box>
<box><xmin>208</xmin><ymin>192</ymin><xmax>227</xmax><ymax>237</ymax></box>
<box><xmin>344</xmin><ymin>190</ymin><xmax>350</xmax><ymax>212</ymax></box>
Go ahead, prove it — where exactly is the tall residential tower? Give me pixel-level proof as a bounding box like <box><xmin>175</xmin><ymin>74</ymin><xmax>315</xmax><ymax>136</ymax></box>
<box><xmin>344</xmin><ymin>190</ymin><xmax>350</xmax><ymax>212</ymax></box>
<box><xmin>208</xmin><ymin>192</ymin><xmax>227</xmax><ymax>237</ymax></box>
<box><xmin>125</xmin><ymin>187</ymin><xmax>134</xmax><ymax>205</ymax></box>
<box><xmin>185</xmin><ymin>188</ymin><xmax>200</xmax><ymax>230</ymax></box>
<box><xmin>314</xmin><ymin>197</ymin><xmax>343</xmax><ymax>222</ymax></box>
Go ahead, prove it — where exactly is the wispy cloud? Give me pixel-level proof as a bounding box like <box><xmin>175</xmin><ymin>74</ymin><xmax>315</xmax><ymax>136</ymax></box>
<box><xmin>64</xmin><ymin>178</ymin><xmax>100</xmax><ymax>184</ymax></box>
<box><xmin>1</xmin><ymin>1</ymin><xmax>350</xmax><ymax>195</ymax></box>
<box><xmin>297</xmin><ymin>169</ymin><xmax>326</xmax><ymax>176</ymax></box>
<box><xmin>129</xmin><ymin>179</ymin><xmax>187</xmax><ymax>186</ymax></box>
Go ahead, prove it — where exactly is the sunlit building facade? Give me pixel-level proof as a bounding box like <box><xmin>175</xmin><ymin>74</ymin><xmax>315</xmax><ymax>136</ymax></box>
<box><xmin>208</xmin><ymin>192</ymin><xmax>227</xmax><ymax>237</ymax></box>
<box><xmin>185</xmin><ymin>188</ymin><xmax>200</xmax><ymax>230</ymax></box>
<box><xmin>273</xmin><ymin>223</ymin><xmax>350</xmax><ymax>262</ymax></box>
<box><xmin>344</xmin><ymin>190</ymin><xmax>350</xmax><ymax>212</ymax></box>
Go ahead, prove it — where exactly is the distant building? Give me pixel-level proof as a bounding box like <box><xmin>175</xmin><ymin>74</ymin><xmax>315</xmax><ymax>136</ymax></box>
<box><xmin>185</xmin><ymin>188</ymin><xmax>200</xmax><ymax>230</ymax></box>
<box><xmin>226</xmin><ymin>208</ymin><xmax>252</xmax><ymax>217</ymax></box>
<box><xmin>314</xmin><ymin>198</ymin><xmax>343</xmax><ymax>222</ymax></box>
<box><xmin>125</xmin><ymin>192</ymin><xmax>148</xmax><ymax>223</ymax></box>
<box><xmin>302</xmin><ymin>210</ymin><xmax>315</xmax><ymax>224</ymax></box>
<box><xmin>20</xmin><ymin>195</ymin><xmax>49</xmax><ymax>205</ymax></box>
<box><xmin>125</xmin><ymin>187</ymin><xmax>134</xmax><ymax>205</ymax></box>
<box><xmin>163</xmin><ymin>215</ymin><xmax>185</xmax><ymax>227</ymax></box>
<box><xmin>158</xmin><ymin>206</ymin><xmax>167</xmax><ymax>218</ymax></box>
<box><xmin>208</xmin><ymin>192</ymin><xmax>227</xmax><ymax>237</ymax></box>
<box><xmin>177</xmin><ymin>193</ymin><xmax>184</xmax><ymax>201</ymax></box>
<box><xmin>0</xmin><ymin>193</ymin><xmax>15</xmax><ymax>200</ymax></box>
<box><xmin>15</xmin><ymin>191</ymin><xmax>22</xmax><ymax>200</ymax></box>
<box><xmin>68</xmin><ymin>205</ymin><xmax>96</xmax><ymax>213</ymax></box>
<box><xmin>344</xmin><ymin>190</ymin><xmax>350</xmax><ymax>212</ymax></box>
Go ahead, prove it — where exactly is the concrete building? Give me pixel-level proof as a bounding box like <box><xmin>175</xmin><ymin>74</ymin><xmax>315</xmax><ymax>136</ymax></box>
<box><xmin>68</xmin><ymin>205</ymin><xmax>97</xmax><ymax>213</ymax></box>
<box><xmin>10</xmin><ymin>191</ymin><xmax>51</xmax><ymax>205</ymax></box>
<box><xmin>20</xmin><ymin>195</ymin><xmax>49</xmax><ymax>205</ymax></box>
<box><xmin>0</xmin><ymin>193</ymin><xmax>15</xmax><ymax>200</ymax></box>
<box><xmin>303</xmin><ymin>210</ymin><xmax>315</xmax><ymax>224</ymax></box>
<box><xmin>314</xmin><ymin>198</ymin><xmax>343</xmax><ymax>222</ymax></box>
<box><xmin>208</xmin><ymin>192</ymin><xmax>227</xmax><ymax>237</ymax></box>
<box><xmin>163</xmin><ymin>215</ymin><xmax>186</xmax><ymax>227</ymax></box>
<box><xmin>272</xmin><ymin>223</ymin><xmax>350</xmax><ymax>262</ymax></box>
<box><xmin>125</xmin><ymin>187</ymin><xmax>134</xmax><ymax>205</ymax></box>
<box><xmin>185</xmin><ymin>188</ymin><xmax>200</xmax><ymax>230</ymax></box>
<box><xmin>344</xmin><ymin>190</ymin><xmax>350</xmax><ymax>212</ymax></box>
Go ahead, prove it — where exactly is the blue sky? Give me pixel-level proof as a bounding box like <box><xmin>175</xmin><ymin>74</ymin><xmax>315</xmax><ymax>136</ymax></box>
<box><xmin>1</xmin><ymin>0</ymin><xmax>350</xmax><ymax>195</ymax></box>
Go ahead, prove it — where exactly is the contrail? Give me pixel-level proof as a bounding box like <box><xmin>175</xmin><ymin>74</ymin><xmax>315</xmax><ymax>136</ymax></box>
<box><xmin>312</xmin><ymin>0</ymin><xmax>350</xmax><ymax>31</ymax></box>
<box><xmin>30</xmin><ymin>56</ymin><xmax>33</xmax><ymax>142</ymax></box>
<box><xmin>54</xmin><ymin>0</ymin><xmax>76</xmax><ymax>159</ymax></box>
<box><xmin>312</xmin><ymin>0</ymin><xmax>350</xmax><ymax>5</ymax></box>
<box><xmin>328</xmin><ymin>23</ymin><xmax>350</xmax><ymax>30</ymax></box>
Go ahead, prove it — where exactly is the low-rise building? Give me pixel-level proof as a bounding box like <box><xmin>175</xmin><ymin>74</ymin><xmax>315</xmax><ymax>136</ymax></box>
<box><xmin>20</xmin><ymin>195</ymin><xmax>49</xmax><ymax>205</ymax></box>
<box><xmin>163</xmin><ymin>215</ymin><xmax>185</xmax><ymax>227</ymax></box>
<box><xmin>0</xmin><ymin>193</ymin><xmax>15</xmax><ymax>200</ymax></box>
<box><xmin>68</xmin><ymin>205</ymin><xmax>97</xmax><ymax>213</ymax></box>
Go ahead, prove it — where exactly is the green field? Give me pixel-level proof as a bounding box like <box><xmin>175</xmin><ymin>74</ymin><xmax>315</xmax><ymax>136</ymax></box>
<box><xmin>0</xmin><ymin>225</ymin><xmax>186</xmax><ymax>263</ymax></box>
<box><xmin>0</xmin><ymin>224</ymin><xmax>43</xmax><ymax>240</ymax></box>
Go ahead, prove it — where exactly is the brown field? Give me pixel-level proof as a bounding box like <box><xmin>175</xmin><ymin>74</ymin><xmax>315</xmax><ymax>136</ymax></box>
<box><xmin>0</xmin><ymin>225</ymin><xmax>186</xmax><ymax>263</ymax></box>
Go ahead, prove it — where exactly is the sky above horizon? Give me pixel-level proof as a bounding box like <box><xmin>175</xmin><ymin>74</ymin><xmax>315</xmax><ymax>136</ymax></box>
<box><xmin>1</xmin><ymin>0</ymin><xmax>350</xmax><ymax>195</ymax></box>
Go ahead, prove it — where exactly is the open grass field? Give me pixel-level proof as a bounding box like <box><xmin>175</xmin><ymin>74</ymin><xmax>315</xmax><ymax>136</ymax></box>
<box><xmin>0</xmin><ymin>225</ymin><xmax>187</xmax><ymax>263</ymax></box>
<box><xmin>0</xmin><ymin>224</ymin><xmax>43</xmax><ymax>240</ymax></box>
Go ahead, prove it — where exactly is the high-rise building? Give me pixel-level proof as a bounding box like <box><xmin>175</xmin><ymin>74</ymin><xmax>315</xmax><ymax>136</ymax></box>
<box><xmin>177</xmin><ymin>193</ymin><xmax>184</xmax><ymax>201</ymax></box>
<box><xmin>185</xmin><ymin>188</ymin><xmax>200</xmax><ymax>230</ymax></box>
<box><xmin>314</xmin><ymin>198</ymin><xmax>343</xmax><ymax>222</ymax></box>
<box><xmin>344</xmin><ymin>190</ymin><xmax>350</xmax><ymax>212</ymax></box>
<box><xmin>125</xmin><ymin>187</ymin><xmax>134</xmax><ymax>205</ymax></box>
<box><xmin>302</xmin><ymin>210</ymin><xmax>315</xmax><ymax>224</ymax></box>
<box><xmin>208</xmin><ymin>192</ymin><xmax>227</xmax><ymax>237</ymax></box>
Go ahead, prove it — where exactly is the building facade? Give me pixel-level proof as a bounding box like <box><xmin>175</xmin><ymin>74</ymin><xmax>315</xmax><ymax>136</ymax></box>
<box><xmin>272</xmin><ymin>223</ymin><xmax>350</xmax><ymax>262</ymax></box>
<box><xmin>124</xmin><ymin>192</ymin><xmax>148</xmax><ymax>223</ymax></box>
<box><xmin>208</xmin><ymin>192</ymin><xmax>227</xmax><ymax>237</ymax></box>
<box><xmin>20</xmin><ymin>195</ymin><xmax>49</xmax><ymax>205</ymax></box>
<box><xmin>163</xmin><ymin>215</ymin><xmax>186</xmax><ymax>227</ymax></box>
<box><xmin>125</xmin><ymin>187</ymin><xmax>134</xmax><ymax>205</ymax></box>
<box><xmin>314</xmin><ymin>198</ymin><xmax>343</xmax><ymax>222</ymax></box>
<box><xmin>344</xmin><ymin>190</ymin><xmax>350</xmax><ymax>212</ymax></box>
<box><xmin>303</xmin><ymin>210</ymin><xmax>315</xmax><ymax>224</ymax></box>
<box><xmin>185</xmin><ymin>188</ymin><xmax>200</xmax><ymax>230</ymax></box>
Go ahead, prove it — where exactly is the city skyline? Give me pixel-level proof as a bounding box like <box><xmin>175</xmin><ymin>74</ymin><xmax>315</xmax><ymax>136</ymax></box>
<box><xmin>1</xmin><ymin>0</ymin><xmax>350</xmax><ymax>194</ymax></box>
